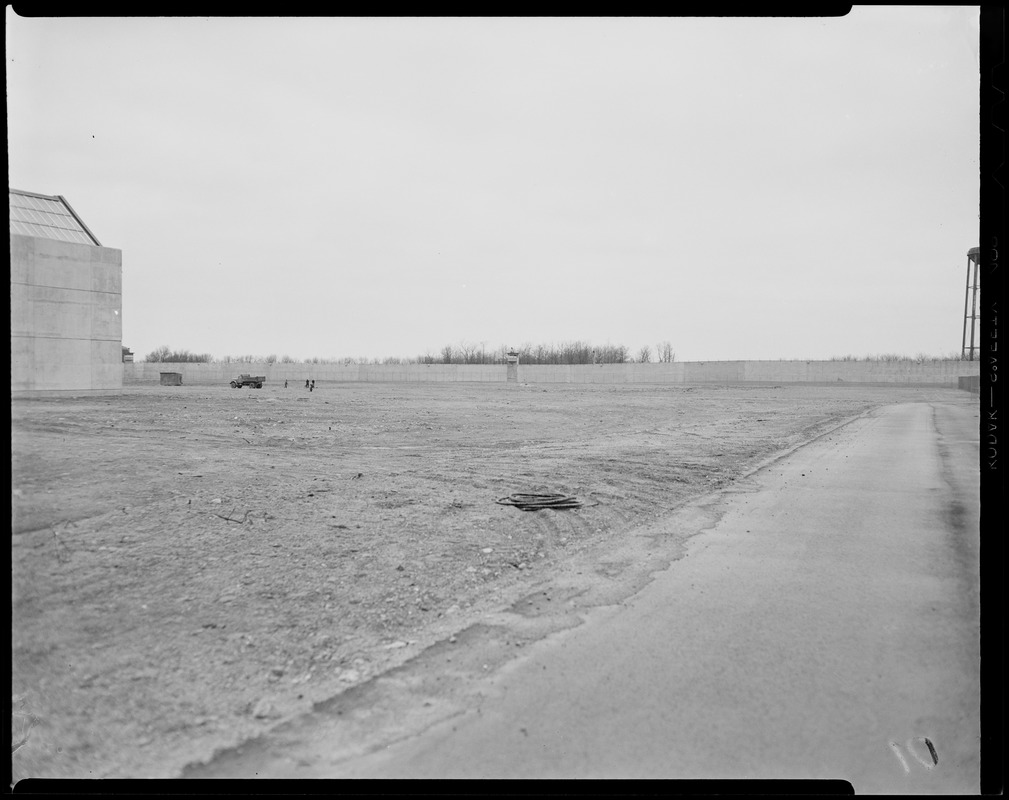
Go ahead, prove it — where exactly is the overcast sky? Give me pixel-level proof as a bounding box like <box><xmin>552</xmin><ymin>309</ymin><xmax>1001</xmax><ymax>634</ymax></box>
<box><xmin>7</xmin><ymin>9</ymin><xmax>980</xmax><ymax>363</ymax></box>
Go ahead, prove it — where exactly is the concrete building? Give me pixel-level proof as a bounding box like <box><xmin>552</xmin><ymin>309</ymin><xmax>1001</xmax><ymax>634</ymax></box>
<box><xmin>10</xmin><ymin>189</ymin><xmax>123</xmax><ymax>395</ymax></box>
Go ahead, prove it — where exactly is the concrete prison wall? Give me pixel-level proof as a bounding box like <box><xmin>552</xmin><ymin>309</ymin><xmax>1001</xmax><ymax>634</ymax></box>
<box><xmin>125</xmin><ymin>363</ymin><xmax>505</xmax><ymax>385</ymax></box>
<box><xmin>125</xmin><ymin>359</ymin><xmax>980</xmax><ymax>387</ymax></box>
<box><xmin>11</xmin><ymin>233</ymin><xmax>123</xmax><ymax>395</ymax></box>
<box><xmin>958</xmin><ymin>375</ymin><xmax>981</xmax><ymax>393</ymax></box>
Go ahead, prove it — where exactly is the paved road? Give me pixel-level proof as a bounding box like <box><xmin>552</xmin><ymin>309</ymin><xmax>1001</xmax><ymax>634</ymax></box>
<box><xmin>191</xmin><ymin>400</ymin><xmax>980</xmax><ymax>791</ymax></box>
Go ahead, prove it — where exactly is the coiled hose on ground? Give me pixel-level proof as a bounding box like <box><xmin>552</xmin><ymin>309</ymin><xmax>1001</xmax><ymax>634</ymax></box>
<box><xmin>495</xmin><ymin>493</ymin><xmax>585</xmax><ymax>511</ymax></box>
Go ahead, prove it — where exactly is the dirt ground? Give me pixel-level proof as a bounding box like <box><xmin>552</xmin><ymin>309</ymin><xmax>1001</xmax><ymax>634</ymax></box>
<box><xmin>10</xmin><ymin>380</ymin><xmax>962</xmax><ymax>781</ymax></box>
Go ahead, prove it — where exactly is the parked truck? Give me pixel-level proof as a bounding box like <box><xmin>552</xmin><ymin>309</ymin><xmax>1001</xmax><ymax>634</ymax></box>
<box><xmin>230</xmin><ymin>374</ymin><xmax>266</xmax><ymax>389</ymax></box>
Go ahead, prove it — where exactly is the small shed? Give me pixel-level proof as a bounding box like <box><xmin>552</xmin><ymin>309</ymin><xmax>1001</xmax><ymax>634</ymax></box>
<box><xmin>160</xmin><ymin>372</ymin><xmax>183</xmax><ymax>386</ymax></box>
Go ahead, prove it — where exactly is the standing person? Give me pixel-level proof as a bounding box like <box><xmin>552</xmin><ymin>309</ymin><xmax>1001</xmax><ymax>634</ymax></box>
<box><xmin>284</xmin><ymin>380</ymin><xmax>288</xmax><ymax>388</ymax></box>
<box><xmin>311</xmin><ymin>380</ymin><xmax>315</xmax><ymax>391</ymax></box>
<box><xmin>305</xmin><ymin>379</ymin><xmax>310</xmax><ymax>389</ymax></box>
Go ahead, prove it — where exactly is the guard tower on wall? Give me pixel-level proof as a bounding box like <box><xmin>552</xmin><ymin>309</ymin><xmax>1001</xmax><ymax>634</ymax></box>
<box><xmin>961</xmin><ymin>246</ymin><xmax>981</xmax><ymax>361</ymax></box>
<box><xmin>506</xmin><ymin>349</ymin><xmax>519</xmax><ymax>383</ymax></box>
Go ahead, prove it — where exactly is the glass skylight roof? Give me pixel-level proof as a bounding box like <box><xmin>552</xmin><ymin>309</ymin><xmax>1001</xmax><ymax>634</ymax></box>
<box><xmin>9</xmin><ymin>190</ymin><xmax>102</xmax><ymax>246</ymax></box>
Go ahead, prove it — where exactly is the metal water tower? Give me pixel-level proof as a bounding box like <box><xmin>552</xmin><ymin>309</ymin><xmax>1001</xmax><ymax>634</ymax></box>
<box><xmin>961</xmin><ymin>247</ymin><xmax>981</xmax><ymax>360</ymax></box>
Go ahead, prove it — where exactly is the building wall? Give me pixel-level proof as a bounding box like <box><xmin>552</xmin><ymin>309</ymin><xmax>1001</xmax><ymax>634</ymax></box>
<box><xmin>124</xmin><ymin>359</ymin><xmax>981</xmax><ymax>387</ymax></box>
<box><xmin>10</xmin><ymin>233</ymin><xmax>123</xmax><ymax>395</ymax></box>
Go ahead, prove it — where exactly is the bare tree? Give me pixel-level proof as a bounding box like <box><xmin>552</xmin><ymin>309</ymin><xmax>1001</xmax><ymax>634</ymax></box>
<box><xmin>637</xmin><ymin>345</ymin><xmax>651</xmax><ymax>363</ymax></box>
<box><xmin>597</xmin><ymin>344</ymin><xmax>629</xmax><ymax>363</ymax></box>
<box><xmin>458</xmin><ymin>341</ymin><xmax>478</xmax><ymax>364</ymax></box>
<box><xmin>144</xmin><ymin>345</ymin><xmax>172</xmax><ymax>362</ymax></box>
<box><xmin>145</xmin><ymin>346</ymin><xmax>212</xmax><ymax>363</ymax></box>
<box><xmin>656</xmin><ymin>341</ymin><xmax>676</xmax><ymax>363</ymax></box>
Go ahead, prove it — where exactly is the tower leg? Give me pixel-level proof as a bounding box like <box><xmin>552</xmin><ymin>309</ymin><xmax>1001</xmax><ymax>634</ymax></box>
<box><xmin>962</xmin><ymin>255</ymin><xmax>972</xmax><ymax>360</ymax></box>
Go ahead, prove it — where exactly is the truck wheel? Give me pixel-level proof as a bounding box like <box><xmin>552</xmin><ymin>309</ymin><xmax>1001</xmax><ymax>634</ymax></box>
<box><xmin>230</xmin><ymin>381</ymin><xmax>238</xmax><ymax>388</ymax></box>
<box><xmin>255</xmin><ymin>383</ymin><xmax>263</xmax><ymax>389</ymax></box>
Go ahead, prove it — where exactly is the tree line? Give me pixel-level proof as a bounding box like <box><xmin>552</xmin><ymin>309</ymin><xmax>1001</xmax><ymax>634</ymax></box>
<box><xmin>143</xmin><ymin>341</ymin><xmax>678</xmax><ymax>365</ymax></box>
<box><xmin>142</xmin><ymin>346</ymin><xmax>214</xmax><ymax>363</ymax></box>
